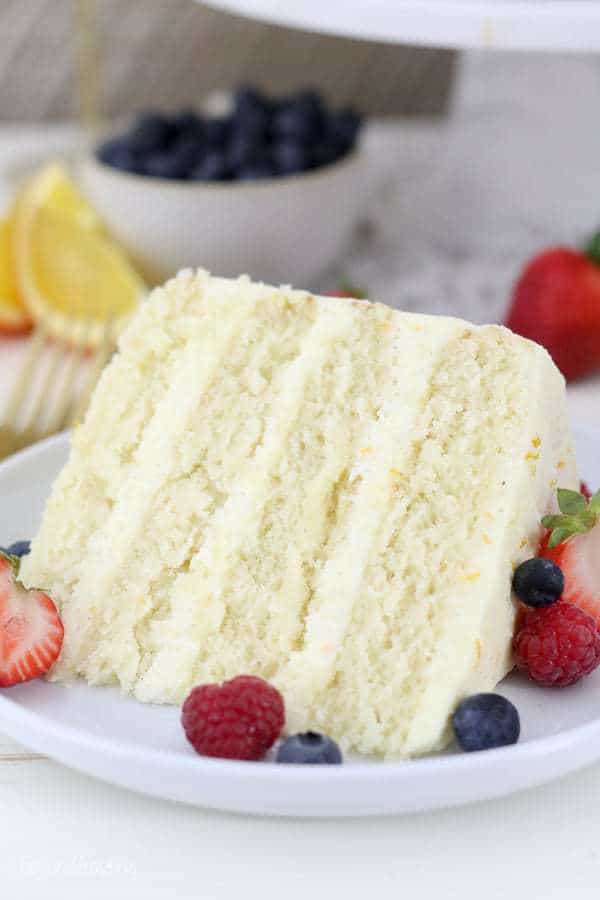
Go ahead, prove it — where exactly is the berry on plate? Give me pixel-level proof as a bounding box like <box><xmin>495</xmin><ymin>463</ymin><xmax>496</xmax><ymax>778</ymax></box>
<box><xmin>181</xmin><ymin>675</ymin><xmax>284</xmax><ymax>761</ymax></box>
<box><xmin>513</xmin><ymin>602</ymin><xmax>600</xmax><ymax>686</ymax></box>
<box><xmin>512</xmin><ymin>557</ymin><xmax>564</xmax><ymax>608</ymax></box>
<box><xmin>4</xmin><ymin>540</ymin><xmax>31</xmax><ymax>559</ymax></box>
<box><xmin>452</xmin><ymin>694</ymin><xmax>520</xmax><ymax>752</ymax></box>
<box><xmin>505</xmin><ymin>239</ymin><xmax>600</xmax><ymax>382</ymax></box>
<box><xmin>540</xmin><ymin>486</ymin><xmax>600</xmax><ymax>626</ymax></box>
<box><xmin>0</xmin><ymin>552</ymin><xmax>63</xmax><ymax>687</ymax></box>
<box><xmin>276</xmin><ymin>731</ymin><xmax>342</xmax><ymax>765</ymax></box>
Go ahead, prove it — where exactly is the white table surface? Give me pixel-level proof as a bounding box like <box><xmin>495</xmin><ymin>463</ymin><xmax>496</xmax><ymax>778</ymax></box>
<box><xmin>1</xmin><ymin>51</ymin><xmax>600</xmax><ymax>898</ymax></box>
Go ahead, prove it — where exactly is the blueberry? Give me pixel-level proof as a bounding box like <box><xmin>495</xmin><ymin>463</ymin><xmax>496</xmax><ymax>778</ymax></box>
<box><xmin>191</xmin><ymin>151</ymin><xmax>231</xmax><ymax>181</ymax></box>
<box><xmin>272</xmin><ymin>140</ymin><xmax>310</xmax><ymax>175</ymax></box>
<box><xmin>276</xmin><ymin>731</ymin><xmax>342</xmax><ymax>764</ymax></box>
<box><xmin>233</xmin><ymin>86</ymin><xmax>270</xmax><ymax>119</ymax></box>
<box><xmin>232</xmin><ymin>88</ymin><xmax>270</xmax><ymax>141</ymax></box>
<box><xmin>6</xmin><ymin>540</ymin><xmax>30</xmax><ymax>558</ymax></box>
<box><xmin>311</xmin><ymin>138</ymin><xmax>344</xmax><ymax>169</ymax></box>
<box><xmin>227</xmin><ymin>134</ymin><xmax>265</xmax><ymax>173</ymax></box>
<box><xmin>171</xmin><ymin>109</ymin><xmax>203</xmax><ymax>138</ymax></box>
<box><xmin>452</xmin><ymin>694</ymin><xmax>520</xmax><ymax>752</ymax></box>
<box><xmin>142</xmin><ymin>136</ymin><xmax>200</xmax><ymax>179</ymax></box>
<box><xmin>512</xmin><ymin>557</ymin><xmax>564</xmax><ymax>608</ymax></box>
<box><xmin>271</xmin><ymin>105</ymin><xmax>314</xmax><ymax>143</ymax></box>
<box><xmin>294</xmin><ymin>89</ymin><xmax>324</xmax><ymax>120</ymax></box>
<box><xmin>237</xmin><ymin>162</ymin><xmax>274</xmax><ymax>180</ymax></box>
<box><xmin>328</xmin><ymin>109</ymin><xmax>362</xmax><ymax>151</ymax></box>
<box><xmin>205</xmin><ymin>117</ymin><xmax>231</xmax><ymax>148</ymax></box>
<box><xmin>173</xmin><ymin>134</ymin><xmax>204</xmax><ymax>165</ymax></box>
<box><xmin>141</xmin><ymin>153</ymin><xmax>177</xmax><ymax>179</ymax></box>
<box><xmin>96</xmin><ymin>138</ymin><xmax>140</xmax><ymax>173</ymax></box>
<box><xmin>237</xmin><ymin>110</ymin><xmax>269</xmax><ymax>143</ymax></box>
<box><xmin>128</xmin><ymin>113</ymin><xmax>173</xmax><ymax>154</ymax></box>
<box><xmin>271</xmin><ymin>91</ymin><xmax>323</xmax><ymax>142</ymax></box>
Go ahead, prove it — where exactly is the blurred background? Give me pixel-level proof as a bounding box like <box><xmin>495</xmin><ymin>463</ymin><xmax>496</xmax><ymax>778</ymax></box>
<box><xmin>0</xmin><ymin>0</ymin><xmax>598</xmax><ymax>457</ymax></box>
<box><xmin>0</xmin><ymin>0</ymin><xmax>455</xmax><ymax>121</ymax></box>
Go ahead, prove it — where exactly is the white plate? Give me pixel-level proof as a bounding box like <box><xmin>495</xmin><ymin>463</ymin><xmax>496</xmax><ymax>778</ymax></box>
<box><xmin>203</xmin><ymin>0</ymin><xmax>600</xmax><ymax>52</ymax></box>
<box><xmin>0</xmin><ymin>426</ymin><xmax>598</xmax><ymax>817</ymax></box>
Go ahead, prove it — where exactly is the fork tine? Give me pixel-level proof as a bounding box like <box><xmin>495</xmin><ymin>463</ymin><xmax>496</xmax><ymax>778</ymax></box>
<box><xmin>2</xmin><ymin>326</ymin><xmax>46</xmax><ymax>429</ymax></box>
<box><xmin>69</xmin><ymin>318</ymin><xmax>114</xmax><ymax>428</ymax></box>
<box><xmin>21</xmin><ymin>333</ymin><xmax>66</xmax><ymax>435</ymax></box>
<box><xmin>47</xmin><ymin>319</ymin><xmax>90</xmax><ymax>434</ymax></box>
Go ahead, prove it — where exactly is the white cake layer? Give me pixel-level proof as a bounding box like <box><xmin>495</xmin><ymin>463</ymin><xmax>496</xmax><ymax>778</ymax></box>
<box><xmin>21</xmin><ymin>270</ymin><xmax>578</xmax><ymax>757</ymax></box>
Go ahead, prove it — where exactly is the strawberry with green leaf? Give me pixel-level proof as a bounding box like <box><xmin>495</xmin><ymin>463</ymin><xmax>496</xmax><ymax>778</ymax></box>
<box><xmin>540</xmin><ymin>486</ymin><xmax>600</xmax><ymax>627</ymax></box>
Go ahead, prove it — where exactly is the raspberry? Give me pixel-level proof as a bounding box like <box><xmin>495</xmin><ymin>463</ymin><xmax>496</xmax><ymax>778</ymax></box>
<box><xmin>580</xmin><ymin>480</ymin><xmax>593</xmax><ymax>500</ymax></box>
<box><xmin>513</xmin><ymin>602</ymin><xmax>600</xmax><ymax>686</ymax></box>
<box><xmin>181</xmin><ymin>675</ymin><xmax>285</xmax><ymax>760</ymax></box>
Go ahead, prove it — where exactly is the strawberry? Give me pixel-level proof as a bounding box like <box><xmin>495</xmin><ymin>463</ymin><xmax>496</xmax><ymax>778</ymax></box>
<box><xmin>505</xmin><ymin>237</ymin><xmax>600</xmax><ymax>382</ymax></box>
<box><xmin>326</xmin><ymin>280</ymin><xmax>366</xmax><ymax>299</ymax></box>
<box><xmin>0</xmin><ymin>553</ymin><xmax>63</xmax><ymax>687</ymax></box>
<box><xmin>540</xmin><ymin>487</ymin><xmax>600</xmax><ymax>628</ymax></box>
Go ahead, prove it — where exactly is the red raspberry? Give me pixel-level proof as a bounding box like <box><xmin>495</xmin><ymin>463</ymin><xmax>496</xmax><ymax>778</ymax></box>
<box><xmin>580</xmin><ymin>480</ymin><xmax>593</xmax><ymax>500</ymax></box>
<box><xmin>181</xmin><ymin>675</ymin><xmax>285</xmax><ymax>760</ymax></box>
<box><xmin>513</xmin><ymin>602</ymin><xmax>600</xmax><ymax>687</ymax></box>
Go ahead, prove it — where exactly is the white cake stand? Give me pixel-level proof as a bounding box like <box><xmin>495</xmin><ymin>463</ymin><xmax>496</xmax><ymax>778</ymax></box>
<box><xmin>202</xmin><ymin>0</ymin><xmax>600</xmax><ymax>52</ymax></box>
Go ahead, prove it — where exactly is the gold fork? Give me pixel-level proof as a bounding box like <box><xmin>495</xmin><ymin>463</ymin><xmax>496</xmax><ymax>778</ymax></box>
<box><xmin>0</xmin><ymin>319</ymin><xmax>114</xmax><ymax>462</ymax></box>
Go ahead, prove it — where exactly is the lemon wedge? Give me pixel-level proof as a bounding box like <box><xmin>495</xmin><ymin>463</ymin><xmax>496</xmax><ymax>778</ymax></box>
<box><xmin>0</xmin><ymin>213</ymin><xmax>31</xmax><ymax>334</ymax></box>
<box><xmin>13</xmin><ymin>164</ymin><xmax>145</xmax><ymax>345</ymax></box>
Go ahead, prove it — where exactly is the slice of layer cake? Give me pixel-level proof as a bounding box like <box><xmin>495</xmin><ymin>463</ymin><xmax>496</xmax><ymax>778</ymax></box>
<box><xmin>21</xmin><ymin>269</ymin><xmax>578</xmax><ymax>758</ymax></box>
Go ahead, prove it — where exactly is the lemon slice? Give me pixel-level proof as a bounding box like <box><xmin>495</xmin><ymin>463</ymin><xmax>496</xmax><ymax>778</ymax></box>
<box><xmin>0</xmin><ymin>213</ymin><xmax>31</xmax><ymax>334</ymax></box>
<box><xmin>13</xmin><ymin>164</ymin><xmax>145</xmax><ymax>346</ymax></box>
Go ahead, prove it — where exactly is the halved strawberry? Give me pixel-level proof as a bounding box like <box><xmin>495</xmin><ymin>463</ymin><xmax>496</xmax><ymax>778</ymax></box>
<box><xmin>0</xmin><ymin>553</ymin><xmax>63</xmax><ymax>687</ymax></box>
<box><xmin>540</xmin><ymin>488</ymin><xmax>600</xmax><ymax>628</ymax></box>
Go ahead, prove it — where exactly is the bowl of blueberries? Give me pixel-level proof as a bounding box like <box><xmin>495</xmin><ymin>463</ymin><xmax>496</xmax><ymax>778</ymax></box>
<box><xmin>81</xmin><ymin>87</ymin><xmax>365</xmax><ymax>285</ymax></box>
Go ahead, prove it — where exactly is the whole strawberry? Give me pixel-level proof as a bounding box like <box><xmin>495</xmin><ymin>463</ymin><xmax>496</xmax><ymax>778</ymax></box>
<box><xmin>181</xmin><ymin>675</ymin><xmax>284</xmax><ymax>761</ymax></box>
<box><xmin>514</xmin><ymin>602</ymin><xmax>600</xmax><ymax>687</ymax></box>
<box><xmin>540</xmin><ymin>487</ymin><xmax>600</xmax><ymax>627</ymax></box>
<box><xmin>0</xmin><ymin>552</ymin><xmax>63</xmax><ymax>686</ymax></box>
<box><xmin>505</xmin><ymin>237</ymin><xmax>600</xmax><ymax>381</ymax></box>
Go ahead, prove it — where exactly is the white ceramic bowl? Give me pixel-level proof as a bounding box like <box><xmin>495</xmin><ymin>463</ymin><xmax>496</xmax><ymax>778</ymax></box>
<box><xmin>79</xmin><ymin>149</ymin><xmax>366</xmax><ymax>286</ymax></box>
